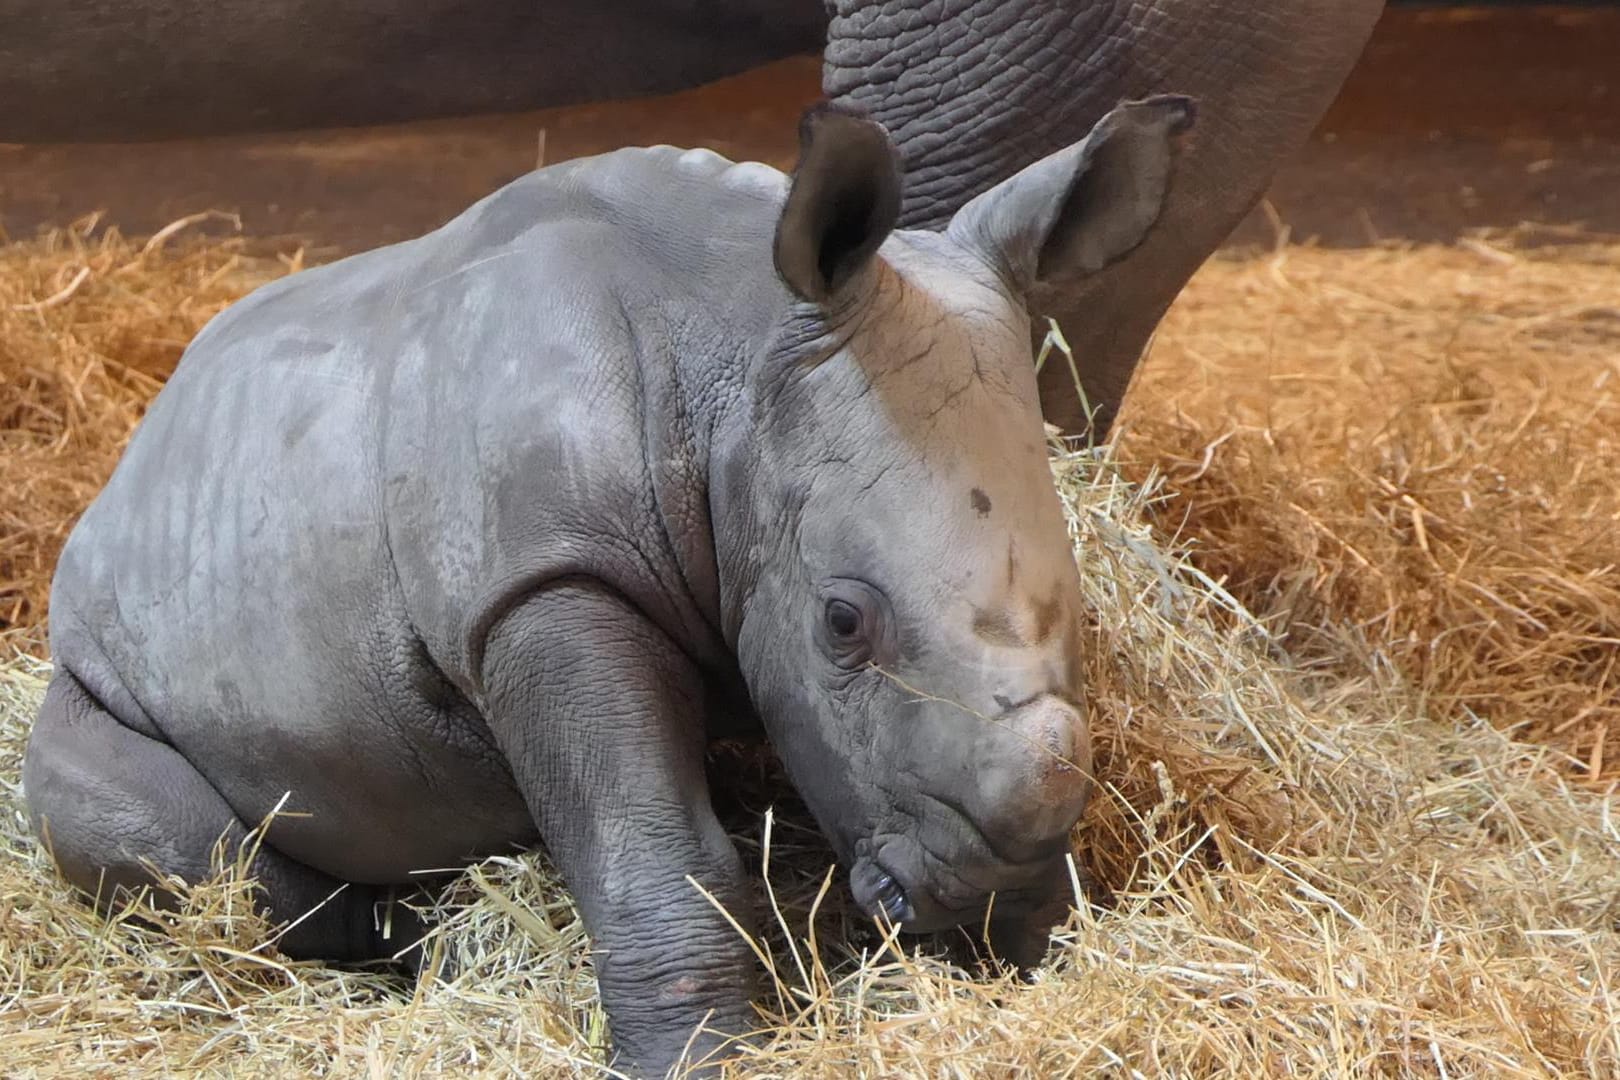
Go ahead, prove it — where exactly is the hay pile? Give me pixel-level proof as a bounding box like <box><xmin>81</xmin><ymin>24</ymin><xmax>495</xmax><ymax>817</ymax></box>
<box><xmin>1</xmin><ymin>222</ymin><xmax>1618</xmax><ymax>1075</ymax></box>
<box><xmin>2</xmin><ymin>458</ymin><xmax>1616</xmax><ymax>1075</ymax></box>
<box><xmin>0</xmin><ymin>214</ymin><xmax>295</xmax><ymax>655</ymax></box>
<box><xmin>1116</xmin><ymin>230</ymin><xmax>1620</xmax><ymax>782</ymax></box>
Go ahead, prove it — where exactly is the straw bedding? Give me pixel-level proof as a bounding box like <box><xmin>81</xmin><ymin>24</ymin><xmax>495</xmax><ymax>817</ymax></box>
<box><xmin>1</xmin><ymin>219</ymin><xmax>1616</xmax><ymax>1075</ymax></box>
<box><xmin>1114</xmin><ymin>227</ymin><xmax>1620</xmax><ymax>783</ymax></box>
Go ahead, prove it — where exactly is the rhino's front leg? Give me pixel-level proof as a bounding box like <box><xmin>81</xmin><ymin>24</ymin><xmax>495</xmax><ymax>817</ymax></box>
<box><xmin>481</xmin><ymin>583</ymin><xmax>759</xmax><ymax>1077</ymax></box>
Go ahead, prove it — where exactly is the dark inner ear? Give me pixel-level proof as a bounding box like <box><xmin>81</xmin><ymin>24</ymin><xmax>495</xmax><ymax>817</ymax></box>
<box><xmin>774</xmin><ymin>105</ymin><xmax>902</xmax><ymax>303</ymax></box>
<box><xmin>818</xmin><ymin>179</ymin><xmax>882</xmax><ymax>288</ymax></box>
<box><xmin>1035</xmin><ymin>102</ymin><xmax>1186</xmax><ymax>282</ymax></box>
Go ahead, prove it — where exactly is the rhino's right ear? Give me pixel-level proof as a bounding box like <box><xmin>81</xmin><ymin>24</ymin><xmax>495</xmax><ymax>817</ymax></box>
<box><xmin>773</xmin><ymin>103</ymin><xmax>902</xmax><ymax>304</ymax></box>
<box><xmin>947</xmin><ymin>95</ymin><xmax>1196</xmax><ymax>294</ymax></box>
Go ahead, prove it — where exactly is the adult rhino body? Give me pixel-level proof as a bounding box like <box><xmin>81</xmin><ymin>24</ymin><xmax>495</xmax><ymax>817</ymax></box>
<box><xmin>2</xmin><ymin>0</ymin><xmax>1380</xmax><ymax>437</ymax></box>
<box><xmin>25</xmin><ymin>100</ymin><xmax>1194</xmax><ymax>1076</ymax></box>
<box><xmin>0</xmin><ymin>0</ymin><xmax>829</xmax><ymax>141</ymax></box>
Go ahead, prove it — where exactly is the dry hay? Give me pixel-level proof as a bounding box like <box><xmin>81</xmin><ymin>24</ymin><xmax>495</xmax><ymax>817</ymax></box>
<box><xmin>2</xmin><ymin>457</ymin><xmax>1617</xmax><ymax>1076</ymax></box>
<box><xmin>0</xmin><ymin>221</ymin><xmax>1618</xmax><ymax>1075</ymax></box>
<box><xmin>0</xmin><ymin>214</ymin><xmax>296</xmax><ymax>655</ymax></box>
<box><xmin>1115</xmin><ymin>229</ymin><xmax>1620</xmax><ymax>783</ymax></box>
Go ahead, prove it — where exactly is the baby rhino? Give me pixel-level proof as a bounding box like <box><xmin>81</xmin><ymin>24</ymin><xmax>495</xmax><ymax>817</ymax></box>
<box><xmin>25</xmin><ymin>99</ymin><xmax>1191</xmax><ymax>1075</ymax></box>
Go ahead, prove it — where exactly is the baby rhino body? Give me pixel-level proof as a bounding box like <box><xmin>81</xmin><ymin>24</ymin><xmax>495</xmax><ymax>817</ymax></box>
<box><xmin>24</xmin><ymin>100</ymin><xmax>1192</xmax><ymax>1076</ymax></box>
<box><xmin>40</xmin><ymin>146</ymin><xmax>771</xmax><ymax>884</ymax></box>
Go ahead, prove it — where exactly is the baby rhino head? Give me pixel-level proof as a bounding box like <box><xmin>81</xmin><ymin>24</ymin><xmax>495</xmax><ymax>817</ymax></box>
<box><xmin>717</xmin><ymin>98</ymin><xmax>1193</xmax><ymax>950</ymax></box>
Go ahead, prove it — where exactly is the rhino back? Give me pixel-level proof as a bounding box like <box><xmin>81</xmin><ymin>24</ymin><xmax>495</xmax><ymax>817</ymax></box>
<box><xmin>373</xmin><ymin>146</ymin><xmax>791</xmax><ymax>685</ymax></box>
<box><xmin>47</xmin><ymin>146</ymin><xmax>789</xmax><ymax>880</ymax></box>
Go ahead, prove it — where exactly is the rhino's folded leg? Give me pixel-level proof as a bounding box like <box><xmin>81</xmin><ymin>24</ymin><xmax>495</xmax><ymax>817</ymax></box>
<box><xmin>22</xmin><ymin>669</ymin><xmax>427</xmax><ymax>965</ymax></box>
<box><xmin>480</xmin><ymin>582</ymin><xmax>759</xmax><ymax>1079</ymax></box>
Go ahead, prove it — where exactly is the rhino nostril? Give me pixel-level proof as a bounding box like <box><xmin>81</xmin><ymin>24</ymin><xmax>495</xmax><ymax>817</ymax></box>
<box><xmin>976</xmin><ymin>694</ymin><xmax>1093</xmax><ymax>845</ymax></box>
<box><xmin>998</xmin><ymin>694</ymin><xmax>1086</xmax><ymax>765</ymax></box>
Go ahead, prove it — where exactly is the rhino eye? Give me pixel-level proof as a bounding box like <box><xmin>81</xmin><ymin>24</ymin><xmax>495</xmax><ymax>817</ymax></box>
<box><xmin>817</xmin><ymin>580</ymin><xmax>889</xmax><ymax>670</ymax></box>
<box><xmin>825</xmin><ymin>599</ymin><xmax>862</xmax><ymax>641</ymax></box>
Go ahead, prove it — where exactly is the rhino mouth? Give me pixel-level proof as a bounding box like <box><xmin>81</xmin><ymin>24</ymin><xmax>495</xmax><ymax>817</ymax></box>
<box><xmin>851</xmin><ymin>856</ymin><xmax>918</xmax><ymax>926</ymax></box>
<box><xmin>851</xmin><ymin>836</ymin><xmax>1062</xmax><ymax>934</ymax></box>
<box><xmin>850</xmin><ymin>846</ymin><xmax>992</xmax><ymax>932</ymax></box>
<box><xmin>869</xmin><ymin>870</ymin><xmax>915</xmax><ymax>924</ymax></box>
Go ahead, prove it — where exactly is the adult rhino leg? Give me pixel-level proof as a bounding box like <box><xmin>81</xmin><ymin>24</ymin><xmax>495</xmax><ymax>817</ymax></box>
<box><xmin>480</xmin><ymin>582</ymin><xmax>757</xmax><ymax>1078</ymax></box>
<box><xmin>1030</xmin><ymin>275</ymin><xmax>1181</xmax><ymax>440</ymax></box>
<box><xmin>824</xmin><ymin>0</ymin><xmax>1384</xmax><ymax>440</ymax></box>
<box><xmin>22</xmin><ymin>670</ymin><xmax>423</xmax><ymax>964</ymax></box>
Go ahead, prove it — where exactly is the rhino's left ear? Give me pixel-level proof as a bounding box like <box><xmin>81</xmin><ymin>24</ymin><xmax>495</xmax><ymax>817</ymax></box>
<box><xmin>773</xmin><ymin>103</ymin><xmax>902</xmax><ymax>304</ymax></box>
<box><xmin>947</xmin><ymin>95</ymin><xmax>1196</xmax><ymax>294</ymax></box>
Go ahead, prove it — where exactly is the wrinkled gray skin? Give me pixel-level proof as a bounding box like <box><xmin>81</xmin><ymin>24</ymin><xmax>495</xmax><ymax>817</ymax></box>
<box><xmin>25</xmin><ymin>98</ymin><xmax>1192</xmax><ymax>1077</ymax></box>
<box><xmin>4</xmin><ymin>1</ymin><xmax>1380</xmax><ymax>436</ymax></box>
<box><xmin>824</xmin><ymin>0</ymin><xmax>1386</xmax><ymax>436</ymax></box>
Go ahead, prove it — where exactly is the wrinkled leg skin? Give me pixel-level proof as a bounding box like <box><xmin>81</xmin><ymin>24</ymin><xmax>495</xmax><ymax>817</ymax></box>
<box><xmin>26</xmin><ymin>585</ymin><xmax>756</xmax><ymax>1079</ymax></box>
<box><xmin>481</xmin><ymin>582</ymin><xmax>759</xmax><ymax>1078</ymax></box>
<box><xmin>22</xmin><ymin>671</ymin><xmax>423</xmax><ymax>964</ymax></box>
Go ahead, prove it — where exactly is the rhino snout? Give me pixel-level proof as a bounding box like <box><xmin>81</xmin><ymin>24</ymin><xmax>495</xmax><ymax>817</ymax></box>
<box><xmin>976</xmin><ymin>693</ymin><xmax>1093</xmax><ymax>858</ymax></box>
<box><xmin>845</xmin><ymin>695</ymin><xmax>1090</xmax><ymax>933</ymax></box>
